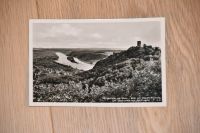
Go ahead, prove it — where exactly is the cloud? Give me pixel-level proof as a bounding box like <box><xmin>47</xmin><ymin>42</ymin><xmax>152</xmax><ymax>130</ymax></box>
<box><xmin>33</xmin><ymin>21</ymin><xmax>162</xmax><ymax>48</ymax></box>
<box><xmin>37</xmin><ymin>24</ymin><xmax>82</xmax><ymax>38</ymax></box>
<box><xmin>90</xmin><ymin>33</ymin><xmax>102</xmax><ymax>39</ymax></box>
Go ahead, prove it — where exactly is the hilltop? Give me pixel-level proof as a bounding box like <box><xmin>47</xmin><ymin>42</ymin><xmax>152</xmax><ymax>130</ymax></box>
<box><xmin>93</xmin><ymin>41</ymin><xmax>161</xmax><ymax>69</ymax></box>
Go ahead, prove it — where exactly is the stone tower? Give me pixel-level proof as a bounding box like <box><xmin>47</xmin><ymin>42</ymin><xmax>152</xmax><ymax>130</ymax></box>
<box><xmin>137</xmin><ymin>41</ymin><xmax>141</xmax><ymax>47</ymax></box>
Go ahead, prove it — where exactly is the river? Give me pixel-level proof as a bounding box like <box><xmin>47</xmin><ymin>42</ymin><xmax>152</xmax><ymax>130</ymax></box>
<box><xmin>55</xmin><ymin>52</ymin><xmax>95</xmax><ymax>71</ymax></box>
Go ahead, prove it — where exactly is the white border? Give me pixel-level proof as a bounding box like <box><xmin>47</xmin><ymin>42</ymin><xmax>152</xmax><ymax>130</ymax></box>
<box><xmin>29</xmin><ymin>18</ymin><xmax>166</xmax><ymax>107</ymax></box>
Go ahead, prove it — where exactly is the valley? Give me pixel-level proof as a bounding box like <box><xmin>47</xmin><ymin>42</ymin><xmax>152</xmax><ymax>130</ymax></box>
<box><xmin>33</xmin><ymin>45</ymin><xmax>162</xmax><ymax>103</ymax></box>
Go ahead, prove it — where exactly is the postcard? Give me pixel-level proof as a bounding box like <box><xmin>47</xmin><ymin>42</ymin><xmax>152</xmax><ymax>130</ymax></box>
<box><xmin>29</xmin><ymin>18</ymin><xmax>166</xmax><ymax>107</ymax></box>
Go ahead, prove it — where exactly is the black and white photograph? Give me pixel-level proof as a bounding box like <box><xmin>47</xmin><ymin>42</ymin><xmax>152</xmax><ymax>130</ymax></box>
<box><xmin>29</xmin><ymin>18</ymin><xmax>166</xmax><ymax>107</ymax></box>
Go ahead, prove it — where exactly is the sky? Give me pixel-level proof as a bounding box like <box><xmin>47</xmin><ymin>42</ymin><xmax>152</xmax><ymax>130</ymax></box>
<box><xmin>32</xmin><ymin>21</ymin><xmax>162</xmax><ymax>49</ymax></box>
